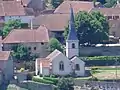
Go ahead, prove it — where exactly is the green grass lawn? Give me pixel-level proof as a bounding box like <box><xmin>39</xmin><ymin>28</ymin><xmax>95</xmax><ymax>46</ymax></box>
<box><xmin>89</xmin><ymin>66</ymin><xmax>120</xmax><ymax>80</ymax></box>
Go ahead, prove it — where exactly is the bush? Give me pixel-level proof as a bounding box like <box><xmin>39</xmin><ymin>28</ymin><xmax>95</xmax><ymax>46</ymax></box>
<box><xmin>27</xmin><ymin>73</ymin><xmax>34</xmax><ymax>80</ymax></box>
<box><xmin>32</xmin><ymin>77</ymin><xmax>54</xmax><ymax>84</ymax></box>
<box><xmin>88</xmin><ymin>77</ymin><xmax>98</xmax><ymax>81</ymax></box>
<box><xmin>20</xmin><ymin>68</ymin><xmax>25</xmax><ymax>72</ymax></box>
<box><xmin>81</xmin><ymin>56</ymin><xmax>120</xmax><ymax>66</ymax></box>
<box><xmin>50</xmin><ymin>74</ymin><xmax>56</xmax><ymax>78</ymax></box>
<box><xmin>43</xmin><ymin>77</ymin><xmax>58</xmax><ymax>85</ymax></box>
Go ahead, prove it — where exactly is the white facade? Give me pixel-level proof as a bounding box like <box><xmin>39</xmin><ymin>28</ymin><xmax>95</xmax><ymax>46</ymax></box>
<box><xmin>51</xmin><ymin>52</ymin><xmax>71</xmax><ymax>75</ymax></box>
<box><xmin>35</xmin><ymin>50</ymin><xmax>85</xmax><ymax>76</ymax></box>
<box><xmin>4</xmin><ymin>15</ymin><xmax>34</xmax><ymax>24</ymax></box>
<box><xmin>71</xmin><ymin>56</ymin><xmax>85</xmax><ymax>76</ymax></box>
<box><xmin>66</xmin><ymin>40</ymin><xmax>79</xmax><ymax>59</ymax></box>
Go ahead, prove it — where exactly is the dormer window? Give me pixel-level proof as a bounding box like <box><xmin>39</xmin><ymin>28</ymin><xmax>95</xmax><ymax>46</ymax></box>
<box><xmin>72</xmin><ymin>43</ymin><xmax>75</xmax><ymax>48</ymax></box>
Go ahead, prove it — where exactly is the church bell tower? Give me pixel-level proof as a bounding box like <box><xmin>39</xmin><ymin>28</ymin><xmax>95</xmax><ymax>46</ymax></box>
<box><xmin>66</xmin><ymin>4</ymin><xmax>79</xmax><ymax>59</ymax></box>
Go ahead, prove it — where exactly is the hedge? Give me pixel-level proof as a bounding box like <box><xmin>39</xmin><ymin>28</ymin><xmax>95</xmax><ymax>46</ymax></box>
<box><xmin>80</xmin><ymin>56</ymin><xmax>120</xmax><ymax>66</ymax></box>
<box><xmin>43</xmin><ymin>77</ymin><xmax>58</xmax><ymax>85</ymax></box>
<box><xmin>81</xmin><ymin>56</ymin><xmax>120</xmax><ymax>61</ymax></box>
<box><xmin>32</xmin><ymin>77</ymin><xmax>54</xmax><ymax>84</ymax></box>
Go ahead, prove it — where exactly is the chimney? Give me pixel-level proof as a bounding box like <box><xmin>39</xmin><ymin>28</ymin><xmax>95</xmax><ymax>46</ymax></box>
<box><xmin>93</xmin><ymin>0</ymin><xmax>96</xmax><ymax>7</ymax></box>
<box><xmin>30</xmin><ymin>19</ymin><xmax>33</xmax><ymax>30</ymax></box>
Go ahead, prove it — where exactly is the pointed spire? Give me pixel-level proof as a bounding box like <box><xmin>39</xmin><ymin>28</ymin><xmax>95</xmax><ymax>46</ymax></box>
<box><xmin>67</xmin><ymin>4</ymin><xmax>78</xmax><ymax>40</ymax></box>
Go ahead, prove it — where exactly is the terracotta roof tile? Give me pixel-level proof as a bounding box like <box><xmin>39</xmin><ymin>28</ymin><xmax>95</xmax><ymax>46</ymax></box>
<box><xmin>3</xmin><ymin>25</ymin><xmax>49</xmax><ymax>43</ymax></box>
<box><xmin>0</xmin><ymin>51</ymin><xmax>11</xmax><ymax>60</ymax></box>
<box><xmin>54</xmin><ymin>1</ymin><xmax>95</xmax><ymax>14</ymax></box>
<box><xmin>32</xmin><ymin>14</ymin><xmax>70</xmax><ymax>31</ymax></box>
<box><xmin>0</xmin><ymin>1</ymin><xmax>26</xmax><ymax>16</ymax></box>
<box><xmin>40</xmin><ymin>58</ymin><xmax>51</xmax><ymax>68</ymax></box>
<box><xmin>3</xmin><ymin>1</ymin><xmax>25</xmax><ymax>16</ymax></box>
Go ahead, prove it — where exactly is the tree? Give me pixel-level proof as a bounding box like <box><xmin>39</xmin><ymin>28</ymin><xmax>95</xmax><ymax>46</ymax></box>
<box><xmin>104</xmin><ymin>0</ymin><xmax>117</xmax><ymax>8</ymax></box>
<box><xmin>48</xmin><ymin>38</ymin><xmax>63</xmax><ymax>52</ymax></box>
<box><xmin>51</xmin><ymin>0</ymin><xmax>63</xmax><ymax>8</ymax></box>
<box><xmin>12</xmin><ymin>44</ymin><xmax>31</xmax><ymax>61</ymax></box>
<box><xmin>2</xmin><ymin>19</ymin><xmax>21</xmax><ymax>37</ymax></box>
<box><xmin>64</xmin><ymin>11</ymin><xmax>109</xmax><ymax>46</ymax></box>
<box><xmin>57</xmin><ymin>77</ymin><xmax>74</xmax><ymax>90</ymax></box>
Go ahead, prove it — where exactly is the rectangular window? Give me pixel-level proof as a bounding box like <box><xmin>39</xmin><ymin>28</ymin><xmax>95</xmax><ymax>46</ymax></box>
<box><xmin>107</xmin><ymin>16</ymin><xmax>112</xmax><ymax>20</ymax></box>
<box><xmin>34</xmin><ymin>47</ymin><xmax>36</xmax><ymax>50</ymax></box>
<box><xmin>75</xmin><ymin>64</ymin><xmax>80</xmax><ymax>70</ymax></box>
<box><xmin>113</xmin><ymin>16</ymin><xmax>119</xmax><ymax>20</ymax></box>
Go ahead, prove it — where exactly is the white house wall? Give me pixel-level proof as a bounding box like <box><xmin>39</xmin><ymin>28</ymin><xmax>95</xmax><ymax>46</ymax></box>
<box><xmin>4</xmin><ymin>16</ymin><xmax>34</xmax><ymax>24</ymax></box>
<box><xmin>42</xmin><ymin>68</ymin><xmax>49</xmax><ymax>76</ymax></box>
<box><xmin>52</xmin><ymin>53</ymin><xmax>71</xmax><ymax>75</ymax></box>
<box><xmin>66</xmin><ymin>40</ymin><xmax>79</xmax><ymax>58</ymax></box>
<box><xmin>72</xmin><ymin>57</ymin><xmax>85</xmax><ymax>76</ymax></box>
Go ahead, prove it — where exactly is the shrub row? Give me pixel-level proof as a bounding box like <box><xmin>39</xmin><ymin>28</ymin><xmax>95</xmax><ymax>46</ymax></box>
<box><xmin>43</xmin><ymin>77</ymin><xmax>58</xmax><ymax>85</ymax></box>
<box><xmin>81</xmin><ymin>56</ymin><xmax>120</xmax><ymax>61</ymax></box>
<box><xmin>32</xmin><ymin>77</ymin><xmax>54</xmax><ymax>84</ymax></box>
<box><xmin>80</xmin><ymin>56</ymin><xmax>120</xmax><ymax>66</ymax></box>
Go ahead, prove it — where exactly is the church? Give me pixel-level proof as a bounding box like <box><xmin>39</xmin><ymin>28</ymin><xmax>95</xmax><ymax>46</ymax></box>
<box><xmin>35</xmin><ymin>5</ymin><xmax>85</xmax><ymax>76</ymax></box>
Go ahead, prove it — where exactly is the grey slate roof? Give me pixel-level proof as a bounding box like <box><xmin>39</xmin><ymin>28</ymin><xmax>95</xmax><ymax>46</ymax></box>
<box><xmin>67</xmin><ymin>5</ymin><xmax>78</xmax><ymax>40</ymax></box>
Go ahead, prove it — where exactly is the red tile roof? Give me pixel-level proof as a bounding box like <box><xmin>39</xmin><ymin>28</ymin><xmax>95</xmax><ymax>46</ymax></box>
<box><xmin>0</xmin><ymin>51</ymin><xmax>11</xmax><ymax>60</ymax></box>
<box><xmin>32</xmin><ymin>14</ymin><xmax>70</xmax><ymax>31</ymax></box>
<box><xmin>39</xmin><ymin>58</ymin><xmax>51</xmax><ymax>68</ymax></box>
<box><xmin>3</xmin><ymin>25</ymin><xmax>49</xmax><ymax>43</ymax></box>
<box><xmin>54</xmin><ymin>1</ymin><xmax>95</xmax><ymax>14</ymax></box>
<box><xmin>0</xmin><ymin>1</ymin><xmax>26</xmax><ymax>16</ymax></box>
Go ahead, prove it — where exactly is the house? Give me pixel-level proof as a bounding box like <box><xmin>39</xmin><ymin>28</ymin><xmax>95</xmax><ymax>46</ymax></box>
<box><xmin>20</xmin><ymin>0</ymin><xmax>46</xmax><ymax>16</ymax></box>
<box><xmin>32</xmin><ymin>14</ymin><xmax>70</xmax><ymax>43</ymax></box>
<box><xmin>90</xmin><ymin>8</ymin><xmax>120</xmax><ymax>38</ymax></box>
<box><xmin>54</xmin><ymin>1</ymin><xmax>101</xmax><ymax>14</ymax></box>
<box><xmin>0</xmin><ymin>51</ymin><xmax>13</xmax><ymax>81</ymax></box>
<box><xmin>0</xmin><ymin>1</ymin><xmax>34</xmax><ymax>25</ymax></box>
<box><xmin>35</xmin><ymin>5</ymin><xmax>85</xmax><ymax>76</ymax></box>
<box><xmin>2</xmin><ymin>25</ymin><xmax>50</xmax><ymax>58</ymax></box>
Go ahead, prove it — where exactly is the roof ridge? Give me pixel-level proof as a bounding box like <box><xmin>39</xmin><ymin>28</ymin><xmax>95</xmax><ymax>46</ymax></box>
<box><xmin>3</xmin><ymin>29</ymin><xmax>15</xmax><ymax>43</ymax></box>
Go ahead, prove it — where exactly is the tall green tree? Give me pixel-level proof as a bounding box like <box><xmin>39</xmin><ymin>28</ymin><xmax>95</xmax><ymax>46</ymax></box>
<box><xmin>48</xmin><ymin>38</ymin><xmax>63</xmax><ymax>52</ymax></box>
<box><xmin>64</xmin><ymin>11</ymin><xmax>109</xmax><ymax>46</ymax></box>
<box><xmin>2</xmin><ymin>19</ymin><xmax>21</xmax><ymax>37</ymax></box>
<box><xmin>57</xmin><ymin>77</ymin><xmax>74</xmax><ymax>90</ymax></box>
<box><xmin>104</xmin><ymin>0</ymin><xmax>117</xmax><ymax>7</ymax></box>
<box><xmin>51</xmin><ymin>0</ymin><xmax>63</xmax><ymax>8</ymax></box>
<box><xmin>12</xmin><ymin>45</ymin><xmax>31</xmax><ymax>61</ymax></box>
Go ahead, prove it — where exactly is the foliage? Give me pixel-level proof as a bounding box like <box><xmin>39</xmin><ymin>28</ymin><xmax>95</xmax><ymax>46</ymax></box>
<box><xmin>27</xmin><ymin>73</ymin><xmax>34</xmax><ymax>80</ymax></box>
<box><xmin>48</xmin><ymin>38</ymin><xmax>63</xmax><ymax>52</ymax></box>
<box><xmin>32</xmin><ymin>77</ymin><xmax>54</xmax><ymax>84</ymax></box>
<box><xmin>51</xmin><ymin>0</ymin><xmax>63</xmax><ymax>8</ymax></box>
<box><xmin>88</xmin><ymin>77</ymin><xmax>98</xmax><ymax>81</ymax></box>
<box><xmin>57</xmin><ymin>77</ymin><xmax>74</xmax><ymax>90</ymax></box>
<box><xmin>81</xmin><ymin>56</ymin><xmax>120</xmax><ymax>66</ymax></box>
<box><xmin>12</xmin><ymin>44</ymin><xmax>31</xmax><ymax>61</ymax></box>
<box><xmin>43</xmin><ymin>77</ymin><xmax>58</xmax><ymax>85</ymax></box>
<box><xmin>19</xmin><ymin>68</ymin><xmax>25</xmax><ymax>72</ymax></box>
<box><xmin>104</xmin><ymin>0</ymin><xmax>117</xmax><ymax>8</ymax></box>
<box><xmin>2</xmin><ymin>19</ymin><xmax>21</xmax><ymax>37</ymax></box>
<box><xmin>64</xmin><ymin>11</ymin><xmax>109</xmax><ymax>46</ymax></box>
<box><xmin>82</xmin><ymin>56</ymin><xmax>120</xmax><ymax>61</ymax></box>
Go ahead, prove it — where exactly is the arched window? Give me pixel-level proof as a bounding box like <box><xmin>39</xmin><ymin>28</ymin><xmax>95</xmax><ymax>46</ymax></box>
<box><xmin>59</xmin><ymin>61</ymin><xmax>64</xmax><ymax>71</ymax></box>
<box><xmin>75</xmin><ymin>64</ymin><xmax>80</xmax><ymax>70</ymax></box>
<box><xmin>72</xmin><ymin>43</ymin><xmax>75</xmax><ymax>48</ymax></box>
